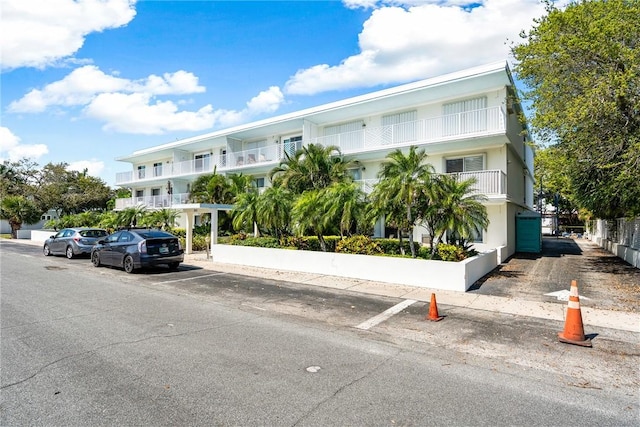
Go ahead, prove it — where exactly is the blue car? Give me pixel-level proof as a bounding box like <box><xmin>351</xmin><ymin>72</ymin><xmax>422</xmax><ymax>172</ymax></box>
<box><xmin>91</xmin><ymin>228</ymin><xmax>184</xmax><ymax>273</ymax></box>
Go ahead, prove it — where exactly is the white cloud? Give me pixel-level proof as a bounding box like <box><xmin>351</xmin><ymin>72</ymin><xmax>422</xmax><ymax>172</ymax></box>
<box><xmin>8</xmin><ymin>66</ymin><xmax>205</xmax><ymax>113</ymax></box>
<box><xmin>8</xmin><ymin>65</ymin><xmax>283</xmax><ymax>134</ymax></box>
<box><xmin>0</xmin><ymin>0</ymin><xmax>137</xmax><ymax>71</ymax></box>
<box><xmin>288</xmin><ymin>0</ymin><xmax>546</xmax><ymax>95</ymax></box>
<box><xmin>0</xmin><ymin>127</ymin><xmax>49</xmax><ymax>161</ymax></box>
<box><xmin>68</xmin><ymin>159</ymin><xmax>105</xmax><ymax>176</ymax></box>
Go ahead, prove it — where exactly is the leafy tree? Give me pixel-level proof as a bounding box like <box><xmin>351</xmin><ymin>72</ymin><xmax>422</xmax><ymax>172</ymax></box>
<box><xmin>0</xmin><ymin>159</ymin><xmax>38</xmax><ymax>198</ymax></box>
<box><xmin>146</xmin><ymin>209</ymin><xmax>180</xmax><ymax>230</ymax></box>
<box><xmin>374</xmin><ymin>146</ymin><xmax>435</xmax><ymax>258</ymax></box>
<box><xmin>512</xmin><ymin>0</ymin><xmax>640</xmax><ymax>218</ymax></box>
<box><xmin>0</xmin><ymin>195</ymin><xmax>41</xmax><ymax>238</ymax></box>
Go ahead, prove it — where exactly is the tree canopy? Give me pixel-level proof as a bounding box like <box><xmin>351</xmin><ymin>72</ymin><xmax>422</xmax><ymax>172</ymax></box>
<box><xmin>512</xmin><ymin>0</ymin><xmax>640</xmax><ymax>218</ymax></box>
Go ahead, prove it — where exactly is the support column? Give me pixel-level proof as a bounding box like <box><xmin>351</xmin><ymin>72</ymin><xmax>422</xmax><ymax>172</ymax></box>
<box><xmin>210</xmin><ymin>209</ymin><xmax>218</xmax><ymax>246</ymax></box>
<box><xmin>185</xmin><ymin>209</ymin><xmax>194</xmax><ymax>255</ymax></box>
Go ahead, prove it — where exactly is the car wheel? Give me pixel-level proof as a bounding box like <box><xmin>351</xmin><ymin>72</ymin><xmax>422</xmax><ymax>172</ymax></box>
<box><xmin>66</xmin><ymin>246</ymin><xmax>74</xmax><ymax>259</ymax></box>
<box><xmin>123</xmin><ymin>255</ymin><xmax>135</xmax><ymax>274</ymax></box>
<box><xmin>168</xmin><ymin>262</ymin><xmax>180</xmax><ymax>270</ymax></box>
<box><xmin>91</xmin><ymin>251</ymin><xmax>101</xmax><ymax>267</ymax></box>
<box><xmin>43</xmin><ymin>244</ymin><xmax>51</xmax><ymax>256</ymax></box>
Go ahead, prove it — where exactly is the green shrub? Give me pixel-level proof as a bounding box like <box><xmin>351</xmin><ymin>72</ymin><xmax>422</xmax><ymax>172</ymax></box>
<box><xmin>374</xmin><ymin>238</ymin><xmax>420</xmax><ymax>256</ymax></box>
<box><xmin>436</xmin><ymin>243</ymin><xmax>467</xmax><ymax>262</ymax></box>
<box><xmin>336</xmin><ymin>235</ymin><xmax>383</xmax><ymax>255</ymax></box>
<box><xmin>178</xmin><ymin>234</ymin><xmax>209</xmax><ymax>251</ymax></box>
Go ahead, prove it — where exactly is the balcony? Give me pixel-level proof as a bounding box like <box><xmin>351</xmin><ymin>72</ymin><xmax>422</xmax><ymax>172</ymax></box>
<box><xmin>115</xmin><ymin>107</ymin><xmax>505</xmax><ymax>185</ymax></box>
<box><xmin>311</xmin><ymin>106</ymin><xmax>505</xmax><ymax>154</ymax></box>
<box><xmin>356</xmin><ymin>170</ymin><xmax>507</xmax><ymax>197</ymax></box>
<box><xmin>114</xmin><ymin>193</ymin><xmax>191</xmax><ymax>210</ymax></box>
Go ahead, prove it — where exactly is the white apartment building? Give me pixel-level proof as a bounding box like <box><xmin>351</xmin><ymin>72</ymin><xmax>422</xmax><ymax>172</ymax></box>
<box><xmin>114</xmin><ymin>61</ymin><xmax>535</xmax><ymax>260</ymax></box>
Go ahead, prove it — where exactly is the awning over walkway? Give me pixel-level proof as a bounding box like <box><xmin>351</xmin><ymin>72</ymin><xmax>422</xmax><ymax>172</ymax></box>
<box><xmin>171</xmin><ymin>203</ymin><xmax>233</xmax><ymax>254</ymax></box>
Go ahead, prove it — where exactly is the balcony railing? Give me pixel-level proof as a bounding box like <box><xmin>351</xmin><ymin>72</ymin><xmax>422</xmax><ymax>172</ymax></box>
<box><xmin>115</xmin><ymin>107</ymin><xmax>505</xmax><ymax>185</ymax></box>
<box><xmin>115</xmin><ymin>193</ymin><xmax>191</xmax><ymax>210</ymax></box>
<box><xmin>311</xmin><ymin>106</ymin><xmax>505</xmax><ymax>154</ymax></box>
<box><xmin>356</xmin><ymin>170</ymin><xmax>507</xmax><ymax>197</ymax></box>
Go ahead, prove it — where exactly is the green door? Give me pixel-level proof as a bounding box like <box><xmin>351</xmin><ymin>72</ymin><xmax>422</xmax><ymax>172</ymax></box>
<box><xmin>516</xmin><ymin>213</ymin><xmax>542</xmax><ymax>253</ymax></box>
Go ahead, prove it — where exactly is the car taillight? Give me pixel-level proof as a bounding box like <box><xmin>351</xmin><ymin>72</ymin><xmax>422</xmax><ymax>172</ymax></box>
<box><xmin>73</xmin><ymin>237</ymin><xmax>81</xmax><ymax>242</ymax></box>
<box><xmin>138</xmin><ymin>240</ymin><xmax>147</xmax><ymax>254</ymax></box>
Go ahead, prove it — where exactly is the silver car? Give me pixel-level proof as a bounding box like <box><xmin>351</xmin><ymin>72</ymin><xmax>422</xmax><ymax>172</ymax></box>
<box><xmin>43</xmin><ymin>228</ymin><xmax>109</xmax><ymax>259</ymax></box>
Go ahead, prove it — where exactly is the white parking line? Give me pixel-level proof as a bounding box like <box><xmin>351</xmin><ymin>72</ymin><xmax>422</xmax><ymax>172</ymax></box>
<box><xmin>152</xmin><ymin>272</ymin><xmax>227</xmax><ymax>285</ymax></box>
<box><xmin>355</xmin><ymin>299</ymin><xmax>417</xmax><ymax>330</ymax></box>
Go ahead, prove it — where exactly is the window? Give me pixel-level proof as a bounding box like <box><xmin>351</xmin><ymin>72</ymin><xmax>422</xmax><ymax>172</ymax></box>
<box><xmin>135</xmin><ymin>190</ymin><xmax>144</xmax><ymax>200</ymax></box>
<box><xmin>153</xmin><ymin>162</ymin><xmax>162</xmax><ymax>177</ymax></box>
<box><xmin>152</xmin><ymin>188</ymin><xmax>161</xmax><ymax>196</ymax></box>
<box><xmin>137</xmin><ymin>165</ymin><xmax>146</xmax><ymax>179</ymax></box>
<box><xmin>442</xmin><ymin>96</ymin><xmax>488</xmax><ymax>135</ymax></box>
<box><xmin>445</xmin><ymin>155</ymin><xmax>484</xmax><ymax>173</ymax></box>
<box><xmin>348</xmin><ymin>168</ymin><xmax>362</xmax><ymax>181</ymax></box>
<box><xmin>254</xmin><ymin>177</ymin><xmax>265</xmax><ymax>188</ymax></box>
<box><xmin>382</xmin><ymin>110</ymin><xmax>417</xmax><ymax>144</ymax></box>
<box><xmin>282</xmin><ymin>136</ymin><xmax>302</xmax><ymax>157</ymax></box>
<box><xmin>195</xmin><ymin>153</ymin><xmax>211</xmax><ymax>172</ymax></box>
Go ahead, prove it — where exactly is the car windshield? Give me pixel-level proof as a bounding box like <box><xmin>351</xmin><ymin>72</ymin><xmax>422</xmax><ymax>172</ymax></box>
<box><xmin>80</xmin><ymin>230</ymin><xmax>108</xmax><ymax>238</ymax></box>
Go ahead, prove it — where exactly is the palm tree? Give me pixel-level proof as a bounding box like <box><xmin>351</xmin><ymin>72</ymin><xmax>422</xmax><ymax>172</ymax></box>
<box><xmin>433</xmin><ymin>174</ymin><xmax>489</xmax><ymax>248</ymax></box>
<box><xmin>323</xmin><ymin>182</ymin><xmax>366</xmax><ymax>238</ymax></box>
<box><xmin>256</xmin><ymin>185</ymin><xmax>293</xmax><ymax>239</ymax></box>
<box><xmin>0</xmin><ymin>195</ymin><xmax>41</xmax><ymax>238</ymax></box>
<box><xmin>190</xmin><ymin>170</ymin><xmax>233</xmax><ymax>204</ymax></box>
<box><xmin>269</xmin><ymin>143</ymin><xmax>358</xmax><ymax>194</ymax></box>
<box><xmin>291</xmin><ymin>189</ymin><xmax>333</xmax><ymax>251</ymax></box>
<box><xmin>375</xmin><ymin>146</ymin><xmax>434</xmax><ymax>258</ymax></box>
<box><xmin>232</xmin><ymin>190</ymin><xmax>261</xmax><ymax>237</ymax></box>
<box><xmin>148</xmin><ymin>209</ymin><xmax>180</xmax><ymax>230</ymax></box>
<box><xmin>117</xmin><ymin>205</ymin><xmax>147</xmax><ymax>227</ymax></box>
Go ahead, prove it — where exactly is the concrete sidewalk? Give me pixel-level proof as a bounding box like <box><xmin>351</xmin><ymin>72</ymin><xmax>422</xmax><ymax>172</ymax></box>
<box><xmin>10</xmin><ymin>236</ymin><xmax>640</xmax><ymax>333</ymax></box>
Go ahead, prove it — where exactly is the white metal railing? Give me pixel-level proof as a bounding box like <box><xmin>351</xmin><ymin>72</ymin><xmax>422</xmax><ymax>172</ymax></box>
<box><xmin>114</xmin><ymin>108</ymin><xmax>505</xmax><ymax>185</ymax></box>
<box><xmin>114</xmin><ymin>193</ymin><xmax>191</xmax><ymax>210</ymax></box>
<box><xmin>356</xmin><ymin>169</ymin><xmax>507</xmax><ymax>197</ymax></box>
<box><xmin>310</xmin><ymin>107</ymin><xmax>505</xmax><ymax>154</ymax></box>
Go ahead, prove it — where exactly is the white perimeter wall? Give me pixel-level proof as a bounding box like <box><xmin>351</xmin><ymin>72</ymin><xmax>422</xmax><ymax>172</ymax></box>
<box><xmin>211</xmin><ymin>245</ymin><xmax>499</xmax><ymax>292</ymax></box>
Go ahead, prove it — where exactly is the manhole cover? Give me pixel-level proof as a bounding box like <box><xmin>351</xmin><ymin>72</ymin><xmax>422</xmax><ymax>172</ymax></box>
<box><xmin>44</xmin><ymin>266</ymin><xmax>67</xmax><ymax>270</ymax></box>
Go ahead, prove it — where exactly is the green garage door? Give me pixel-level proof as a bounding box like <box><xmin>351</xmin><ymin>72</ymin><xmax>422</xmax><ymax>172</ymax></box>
<box><xmin>516</xmin><ymin>212</ymin><xmax>542</xmax><ymax>253</ymax></box>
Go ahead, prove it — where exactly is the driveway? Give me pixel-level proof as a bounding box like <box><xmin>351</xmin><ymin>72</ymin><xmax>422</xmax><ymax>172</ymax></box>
<box><xmin>470</xmin><ymin>237</ymin><xmax>640</xmax><ymax>313</ymax></box>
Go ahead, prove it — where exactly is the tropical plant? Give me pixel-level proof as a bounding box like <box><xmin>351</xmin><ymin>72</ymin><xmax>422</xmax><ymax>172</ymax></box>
<box><xmin>323</xmin><ymin>182</ymin><xmax>366</xmax><ymax>238</ymax></box>
<box><xmin>0</xmin><ymin>195</ymin><xmax>41</xmax><ymax>238</ymax></box>
<box><xmin>256</xmin><ymin>185</ymin><xmax>293</xmax><ymax>238</ymax></box>
<box><xmin>432</xmin><ymin>174</ymin><xmax>489</xmax><ymax>248</ymax></box>
<box><xmin>269</xmin><ymin>143</ymin><xmax>357</xmax><ymax>194</ymax></box>
<box><xmin>291</xmin><ymin>189</ymin><xmax>333</xmax><ymax>252</ymax></box>
<box><xmin>373</xmin><ymin>146</ymin><xmax>435</xmax><ymax>258</ymax></box>
<box><xmin>232</xmin><ymin>190</ymin><xmax>261</xmax><ymax>237</ymax></box>
<box><xmin>116</xmin><ymin>205</ymin><xmax>147</xmax><ymax>227</ymax></box>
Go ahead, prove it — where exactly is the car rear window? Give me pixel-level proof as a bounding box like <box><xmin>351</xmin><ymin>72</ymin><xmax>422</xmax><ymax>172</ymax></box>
<box><xmin>80</xmin><ymin>230</ymin><xmax>108</xmax><ymax>238</ymax></box>
<box><xmin>137</xmin><ymin>230</ymin><xmax>174</xmax><ymax>239</ymax></box>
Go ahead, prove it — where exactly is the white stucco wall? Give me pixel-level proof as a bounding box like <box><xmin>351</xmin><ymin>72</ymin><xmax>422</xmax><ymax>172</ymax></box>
<box><xmin>211</xmin><ymin>244</ymin><xmax>498</xmax><ymax>292</ymax></box>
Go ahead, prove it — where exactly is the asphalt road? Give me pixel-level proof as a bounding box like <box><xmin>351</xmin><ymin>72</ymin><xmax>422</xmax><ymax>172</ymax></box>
<box><xmin>1</xmin><ymin>241</ymin><xmax>638</xmax><ymax>426</ymax></box>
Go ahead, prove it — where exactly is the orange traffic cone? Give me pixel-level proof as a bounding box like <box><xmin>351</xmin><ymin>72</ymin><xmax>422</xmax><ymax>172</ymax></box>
<box><xmin>426</xmin><ymin>293</ymin><xmax>444</xmax><ymax>322</ymax></box>
<box><xmin>558</xmin><ymin>280</ymin><xmax>592</xmax><ymax>347</ymax></box>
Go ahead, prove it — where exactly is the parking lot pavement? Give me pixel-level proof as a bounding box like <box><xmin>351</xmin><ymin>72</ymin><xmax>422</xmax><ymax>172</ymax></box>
<box><xmin>6</xmin><ymin>236</ymin><xmax>640</xmax><ymax>332</ymax></box>
<box><xmin>182</xmin><ymin>237</ymin><xmax>639</xmax><ymax>332</ymax></box>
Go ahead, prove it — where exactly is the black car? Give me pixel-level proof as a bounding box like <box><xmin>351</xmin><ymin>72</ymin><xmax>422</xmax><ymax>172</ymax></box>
<box><xmin>91</xmin><ymin>229</ymin><xmax>184</xmax><ymax>273</ymax></box>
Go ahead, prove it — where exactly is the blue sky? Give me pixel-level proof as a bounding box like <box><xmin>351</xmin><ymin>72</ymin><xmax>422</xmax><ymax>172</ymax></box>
<box><xmin>1</xmin><ymin>0</ymin><xmax>549</xmax><ymax>186</ymax></box>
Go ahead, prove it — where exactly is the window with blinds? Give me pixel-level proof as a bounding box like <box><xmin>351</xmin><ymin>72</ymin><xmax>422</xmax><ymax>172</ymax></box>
<box><xmin>382</xmin><ymin>110</ymin><xmax>417</xmax><ymax>144</ymax></box>
<box><xmin>442</xmin><ymin>96</ymin><xmax>487</xmax><ymax>136</ymax></box>
<box><xmin>445</xmin><ymin>155</ymin><xmax>484</xmax><ymax>173</ymax></box>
